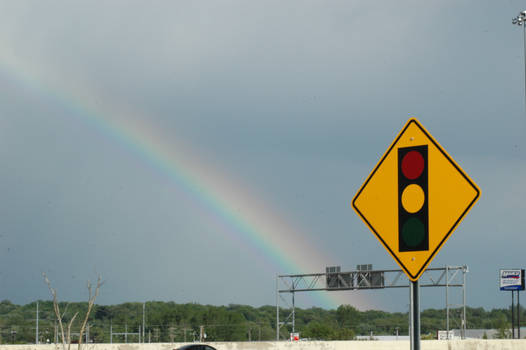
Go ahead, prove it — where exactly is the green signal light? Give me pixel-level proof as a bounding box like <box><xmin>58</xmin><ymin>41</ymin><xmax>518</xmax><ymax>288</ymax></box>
<box><xmin>401</xmin><ymin>217</ymin><xmax>426</xmax><ymax>247</ymax></box>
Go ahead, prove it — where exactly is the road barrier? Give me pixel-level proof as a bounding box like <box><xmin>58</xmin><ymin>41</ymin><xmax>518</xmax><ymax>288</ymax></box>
<box><xmin>1</xmin><ymin>340</ymin><xmax>526</xmax><ymax>350</ymax></box>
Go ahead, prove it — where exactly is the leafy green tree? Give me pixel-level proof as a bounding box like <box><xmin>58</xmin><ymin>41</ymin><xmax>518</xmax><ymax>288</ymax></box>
<box><xmin>336</xmin><ymin>305</ymin><xmax>360</xmax><ymax>328</ymax></box>
<box><xmin>336</xmin><ymin>327</ymin><xmax>355</xmax><ymax>340</ymax></box>
<box><xmin>2</xmin><ymin>300</ymin><xmax>525</xmax><ymax>343</ymax></box>
<box><xmin>303</xmin><ymin>321</ymin><xmax>336</xmax><ymax>340</ymax></box>
<box><xmin>494</xmin><ymin>315</ymin><xmax>511</xmax><ymax>339</ymax></box>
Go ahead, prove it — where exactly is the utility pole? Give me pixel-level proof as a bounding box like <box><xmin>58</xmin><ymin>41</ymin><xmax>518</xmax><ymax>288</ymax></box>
<box><xmin>446</xmin><ymin>266</ymin><xmax>449</xmax><ymax>335</ymax></box>
<box><xmin>142</xmin><ymin>302</ymin><xmax>145</xmax><ymax>343</ymax></box>
<box><xmin>463</xmin><ymin>267</ymin><xmax>467</xmax><ymax>339</ymax></box>
<box><xmin>275</xmin><ymin>275</ymin><xmax>279</xmax><ymax>341</ymax></box>
<box><xmin>169</xmin><ymin>326</ymin><xmax>175</xmax><ymax>343</ymax></box>
<box><xmin>36</xmin><ymin>301</ymin><xmax>39</xmax><ymax>344</ymax></box>
<box><xmin>292</xmin><ymin>291</ymin><xmax>295</xmax><ymax>333</ymax></box>
<box><xmin>183</xmin><ymin>327</ymin><xmax>193</xmax><ymax>342</ymax></box>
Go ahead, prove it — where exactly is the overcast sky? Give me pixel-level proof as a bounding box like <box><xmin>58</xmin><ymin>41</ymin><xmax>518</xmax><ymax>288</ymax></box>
<box><xmin>0</xmin><ymin>1</ymin><xmax>525</xmax><ymax>313</ymax></box>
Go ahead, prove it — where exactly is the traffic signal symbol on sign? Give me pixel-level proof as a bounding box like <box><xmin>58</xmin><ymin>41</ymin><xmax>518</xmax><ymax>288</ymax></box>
<box><xmin>352</xmin><ymin>118</ymin><xmax>480</xmax><ymax>281</ymax></box>
<box><xmin>398</xmin><ymin>145</ymin><xmax>429</xmax><ymax>252</ymax></box>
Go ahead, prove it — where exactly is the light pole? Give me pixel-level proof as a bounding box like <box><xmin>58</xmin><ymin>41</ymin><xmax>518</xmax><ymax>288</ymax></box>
<box><xmin>512</xmin><ymin>11</ymin><xmax>526</xmax><ymax>340</ymax></box>
<box><xmin>512</xmin><ymin>10</ymin><xmax>526</xmax><ymax>118</ymax></box>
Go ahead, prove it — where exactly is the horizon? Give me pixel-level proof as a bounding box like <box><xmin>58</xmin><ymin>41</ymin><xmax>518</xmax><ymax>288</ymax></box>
<box><xmin>2</xmin><ymin>298</ymin><xmax>517</xmax><ymax>313</ymax></box>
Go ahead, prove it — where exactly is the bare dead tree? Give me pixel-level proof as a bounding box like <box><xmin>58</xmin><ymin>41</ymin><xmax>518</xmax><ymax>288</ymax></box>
<box><xmin>77</xmin><ymin>275</ymin><xmax>102</xmax><ymax>350</ymax></box>
<box><xmin>43</xmin><ymin>273</ymin><xmax>103</xmax><ymax>350</ymax></box>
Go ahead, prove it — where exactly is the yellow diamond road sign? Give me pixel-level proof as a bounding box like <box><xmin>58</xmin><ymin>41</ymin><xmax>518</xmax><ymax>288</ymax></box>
<box><xmin>352</xmin><ymin>118</ymin><xmax>480</xmax><ymax>281</ymax></box>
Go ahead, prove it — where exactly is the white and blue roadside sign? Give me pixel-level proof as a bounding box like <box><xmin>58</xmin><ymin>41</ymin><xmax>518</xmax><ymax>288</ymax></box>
<box><xmin>500</xmin><ymin>269</ymin><xmax>525</xmax><ymax>291</ymax></box>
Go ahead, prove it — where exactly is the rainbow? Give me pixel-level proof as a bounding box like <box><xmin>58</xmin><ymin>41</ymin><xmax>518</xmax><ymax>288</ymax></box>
<box><xmin>0</xmin><ymin>47</ymin><xmax>375</xmax><ymax>310</ymax></box>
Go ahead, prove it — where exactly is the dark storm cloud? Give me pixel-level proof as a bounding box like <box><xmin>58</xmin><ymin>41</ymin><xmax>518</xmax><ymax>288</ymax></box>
<box><xmin>0</xmin><ymin>1</ymin><xmax>524</xmax><ymax>311</ymax></box>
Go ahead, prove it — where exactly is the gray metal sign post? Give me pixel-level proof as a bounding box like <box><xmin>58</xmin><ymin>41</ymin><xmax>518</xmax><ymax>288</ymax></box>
<box><xmin>518</xmin><ymin>291</ymin><xmax>521</xmax><ymax>339</ymax></box>
<box><xmin>410</xmin><ymin>280</ymin><xmax>420</xmax><ymax>350</ymax></box>
<box><xmin>512</xmin><ymin>291</ymin><xmax>515</xmax><ymax>339</ymax></box>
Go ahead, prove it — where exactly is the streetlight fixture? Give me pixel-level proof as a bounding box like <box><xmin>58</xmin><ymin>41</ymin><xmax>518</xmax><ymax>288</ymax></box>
<box><xmin>512</xmin><ymin>10</ymin><xmax>526</xmax><ymax>25</ymax></box>
<box><xmin>512</xmin><ymin>10</ymin><xmax>526</xmax><ymax>118</ymax></box>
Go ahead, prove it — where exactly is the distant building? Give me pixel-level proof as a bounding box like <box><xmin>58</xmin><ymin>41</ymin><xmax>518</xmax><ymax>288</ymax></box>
<box><xmin>465</xmin><ymin>327</ymin><xmax>526</xmax><ymax>339</ymax></box>
<box><xmin>355</xmin><ymin>335</ymin><xmax>410</xmax><ymax>341</ymax></box>
<box><xmin>355</xmin><ymin>327</ymin><xmax>526</xmax><ymax>341</ymax></box>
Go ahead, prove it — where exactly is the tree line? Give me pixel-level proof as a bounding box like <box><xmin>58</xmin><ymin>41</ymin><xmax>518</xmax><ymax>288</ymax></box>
<box><xmin>0</xmin><ymin>300</ymin><xmax>521</xmax><ymax>343</ymax></box>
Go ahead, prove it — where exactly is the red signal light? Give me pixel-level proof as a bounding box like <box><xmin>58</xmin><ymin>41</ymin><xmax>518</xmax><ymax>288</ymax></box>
<box><xmin>401</xmin><ymin>150</ymin><xmax>425</xmax><ymax>180</ymax></box>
